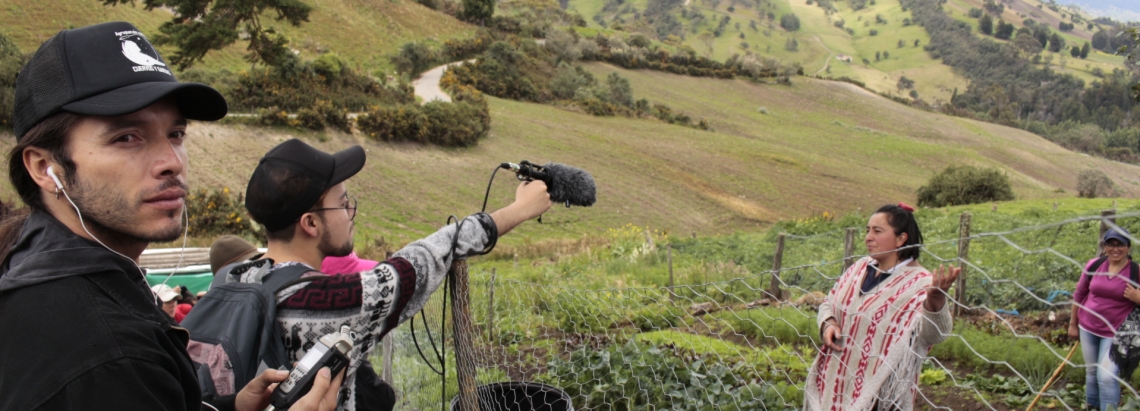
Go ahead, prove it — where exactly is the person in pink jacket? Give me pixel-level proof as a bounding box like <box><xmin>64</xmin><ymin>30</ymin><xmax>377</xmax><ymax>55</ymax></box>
<box><xmin>1069</xmin><ymin>227</ymin><xmax>1140</xmax><ymax>411</ymax></box>
<box><xmin>321</xmin><ymin>252</ymin><xmax>379</xmax><ymax>275</ymax></box>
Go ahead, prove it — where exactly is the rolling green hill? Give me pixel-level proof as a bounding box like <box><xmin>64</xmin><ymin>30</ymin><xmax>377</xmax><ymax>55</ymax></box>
<box><xmin>1</xmin><ymin>64</ymin><xmax>1133</xmax><ymax>246</ymax></box>
<box><xmin>0</xmin><ymin>0</ymin><xmax>477</xmax><ymax>73</ymax></box>
<box><xmin>942</xmin><ymin>0</ymin><xmax>1127</xmax><ymax>85</ymax></box>
<box><xmin>567</xmin><ymin>0</ymin><xmax>973</xmax><ymax>101</ymax></box>
<box><xmin>566</xmin><ymin>0</ymin><xmax>1133</xmax><ymax>102</ymax></box>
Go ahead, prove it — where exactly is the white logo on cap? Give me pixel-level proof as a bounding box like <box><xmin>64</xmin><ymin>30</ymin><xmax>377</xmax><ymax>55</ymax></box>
<box><xmin>115</xmin><ymin>30</ymin><xmax>172</xmax><ymax>76</ymax></box>
<box><xmin>122</xmin><ymin>41</ymin><xmax>165</xmax><ymax>67</ymax></box>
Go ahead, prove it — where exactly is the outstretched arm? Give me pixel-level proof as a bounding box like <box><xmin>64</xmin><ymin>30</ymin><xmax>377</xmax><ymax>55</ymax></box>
<box><xmin>490</xmin><ymin>180</ymin><xmax>553</xmax><ymax>237</ymax></box>
<box><xmin>393</xmin><ymin>180</ymin><xmax>552</xmax><ymax>324</ymax></box>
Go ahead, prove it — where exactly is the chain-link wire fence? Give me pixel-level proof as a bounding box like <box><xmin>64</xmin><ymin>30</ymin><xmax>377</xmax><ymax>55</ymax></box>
<box><xmin>379</xmin><ymin>209</ymin><xmax>1140</xmax><ymax>411</ymax></box>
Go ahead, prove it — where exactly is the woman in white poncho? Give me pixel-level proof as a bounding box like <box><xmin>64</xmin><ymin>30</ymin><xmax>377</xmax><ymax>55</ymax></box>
<box><xmin>805</xmin><ymin>203</ymin><xmax>960</xmax><ymax>411</ymax></box>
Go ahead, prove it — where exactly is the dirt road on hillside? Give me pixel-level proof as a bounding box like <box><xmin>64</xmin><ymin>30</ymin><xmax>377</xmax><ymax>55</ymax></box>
<box><xmin>812</xmin><ymin>35</ymin><xmax>834</xmax><ymax>76</ymax></box>
<box><xmin>412</xmin><ymin>60</ymin><xmax>474</xmax><ymax>103</ymax></box>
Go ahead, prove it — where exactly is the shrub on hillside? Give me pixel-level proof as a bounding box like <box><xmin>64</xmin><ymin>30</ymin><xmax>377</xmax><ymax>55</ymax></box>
<box><xmin>916</xmin><ymin>165</ymin><xmax>1015</xmax><ymax>207</ymax></box>
<box><xmin>780</xmin><ymin>14</ymin><xmax>801</xmax><ymax>31</ymax></box>
<box><xmin>391</xmin><ymin>42</ymin><xmax>439</xmax><ymax>76</ymax></box>
<box><xmin>442</xmin><ymin>31</ymin><xmax>493</xmax><ymax>61</ymax></box>
<box><xmin>356</xmin><ymin>86</ymin><xmax>489</xmax><ymax>147</ymax></box>
<box><xmin>550</xmin><ymin>63</ymin><xmax>596</xmax><ymax>100</ymax></box>
<box><xmin>256</xmin><ymin>107</ymin><xmax>296</xmax><ymax>128</ymax></box>
<box><xmin>0</xmin><ymin>31</ymin><xmax>24</xmax><ymax>129</ymax></box>
<box><xmin>224</xmin><ymin>56</ymin><xmax>411</xmax><ymax>113</ymax></box>
<box><xmin>1077</xmin><ymin>169</ymin><xmax>1117</xmax><ymax>198</ymax></box>
<box><xmin>545</xmin><ymin>28</ymin><xmax>581</xmax><ymax>63</ymax></box>
<box><xmin>185</xmin><ymin>188</ymin><xmax>262</xmax><ymax>239</ymax></box>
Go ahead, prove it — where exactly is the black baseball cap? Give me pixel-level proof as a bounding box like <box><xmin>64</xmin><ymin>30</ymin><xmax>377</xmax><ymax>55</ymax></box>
<box><xmin>245</xmin><ymin>139</ymin><xmax>366</xmax><ymax>232</ymax></box>
<box><xmin>12</xmin><ymin>21</ymin><xmax>227</xmax><ymax>140</ymax></box>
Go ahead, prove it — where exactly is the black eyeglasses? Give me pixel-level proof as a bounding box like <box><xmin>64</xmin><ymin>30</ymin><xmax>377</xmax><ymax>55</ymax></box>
<box><xmin>1105</xmin><ymin>241</ymin><xmax>1130</xmax><ymax>249</ymax></box>
<box><xmin>311</xmin><ymin>195</ymin><xmax>357</xmax><ymax>221</ymax></box>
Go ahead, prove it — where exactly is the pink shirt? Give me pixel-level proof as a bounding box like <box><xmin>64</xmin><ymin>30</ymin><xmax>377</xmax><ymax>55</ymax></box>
<box><xmin>321</xmin><ymin>252</ymin><xmax>379</xmax><ymax>275</ymax></box>
<box><xmin>1074</xmin><ymin>258</ymin><xmax>1138</xmax><ymax>338</ymax></box>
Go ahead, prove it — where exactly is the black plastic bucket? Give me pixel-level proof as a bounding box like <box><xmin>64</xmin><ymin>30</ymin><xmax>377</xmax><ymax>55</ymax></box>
<box><xmin>449</xmin><ymin>382</ymin><xmax>574</xmax><ymax>411</ymax></box>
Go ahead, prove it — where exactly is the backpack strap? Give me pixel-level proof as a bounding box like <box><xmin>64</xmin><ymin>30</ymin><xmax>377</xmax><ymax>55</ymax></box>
<box><xmin>252</xmin><ymin>264</ymin><xmax>323</xmax><ymax>375</ymax></box>
<box><xmin>261</xmin><ymin>264</ymin><xmax>319</xmax><ymax>293</ymax></box>
<box><xmin>1086</xmin><ymin>256</ymin><xmax>1109</xmax><ymax>281</ymax></box>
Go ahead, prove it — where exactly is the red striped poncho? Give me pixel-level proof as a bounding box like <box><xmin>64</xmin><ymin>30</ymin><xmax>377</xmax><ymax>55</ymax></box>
<box><xmin>804</xmin><ymin>257</ymin><xmax>953</xmax><ymax>411</ymax></box>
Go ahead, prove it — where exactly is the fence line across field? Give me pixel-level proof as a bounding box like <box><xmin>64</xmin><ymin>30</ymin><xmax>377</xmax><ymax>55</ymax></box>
<box><xmin>383</xmin><ymin>208</ymin><xmax>1140</xmax><ymax>411</ymax></box>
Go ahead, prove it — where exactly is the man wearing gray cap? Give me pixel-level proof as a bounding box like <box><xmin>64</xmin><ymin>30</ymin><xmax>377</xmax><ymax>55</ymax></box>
<box><xmin>0</xmin><ymin>22</ymin><xmax>340</xmax><ymax>411</ymax></box>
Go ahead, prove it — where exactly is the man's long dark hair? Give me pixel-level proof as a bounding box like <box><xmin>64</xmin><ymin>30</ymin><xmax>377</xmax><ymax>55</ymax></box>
<box><xmin>875</xmin><ymin>204</ymin><xmax>924</xmax><ymax>261</ymax></box>
<box><xmin>0</xmin><ymin>112</ymin><xmax>80</xmax><ymax>262</ymax></box>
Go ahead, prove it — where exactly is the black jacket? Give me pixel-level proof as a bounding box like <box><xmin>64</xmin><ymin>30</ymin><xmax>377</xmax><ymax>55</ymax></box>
<box><xmin>0</xmin><ymin>210</ymin><xmax>219</xmax><ymax>411</ymax></box>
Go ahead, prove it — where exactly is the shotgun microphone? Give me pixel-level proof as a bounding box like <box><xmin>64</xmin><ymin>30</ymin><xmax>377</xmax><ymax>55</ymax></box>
<box><xmin>500</xmin><ymin>161</ymin><xmax>597</xmax><ymax>207</ymax></box>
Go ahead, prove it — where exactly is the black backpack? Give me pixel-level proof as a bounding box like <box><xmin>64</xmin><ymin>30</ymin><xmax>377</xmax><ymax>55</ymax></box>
<box><xmin>181</xmin><ymin>259</ymin><xmax>314</xmax><ymax>402</ymax></box>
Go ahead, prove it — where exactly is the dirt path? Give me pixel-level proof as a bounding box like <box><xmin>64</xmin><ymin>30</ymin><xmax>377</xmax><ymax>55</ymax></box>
<box><xmin>812</xmin><ymin>35</ymin><xmax>835</xmax><ymax>76</ymax></box>
<box><xmin>411</xmin><ymin>59</ymin><xmax>476</xmax><ymax>104</ymax></box>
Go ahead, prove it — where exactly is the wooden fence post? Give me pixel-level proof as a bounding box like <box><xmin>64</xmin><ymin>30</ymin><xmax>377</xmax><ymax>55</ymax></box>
<box><xmin>487</xmin><ymin>269</ymin><xmax>496</xmax><ymax>343</ymax></box>
<box><xmin>770</xmin><ymin>234</ymin><xmax>785</xmax><ymax>302</ymax></box>
<box><xmin>843</xmin><ymin>228</ymin><xmax>857</xmax><ymax>275</ymax></box>
<box><xmin>1098</xmin><ymin>209</ymin><xmax>1117</xmax><ymax>257</ymax></box>
<box><xmin>449</xmin><ymin>259</ymin><xmax>480</xmax><ymax>411</ymax></box>
<box><xmin>955</xmin><ymin>213</ymin><xmax>971</xmax><ymax>317</ymax></box>
<box><xmin>382</xmin><ymin>333</ymin><xmax>393</xmax><ymax>383</ymax></box>
<box><xmin>668</xmin><ymin>244</ymin><xmax>675</xmax><ymax>303</ymax></box>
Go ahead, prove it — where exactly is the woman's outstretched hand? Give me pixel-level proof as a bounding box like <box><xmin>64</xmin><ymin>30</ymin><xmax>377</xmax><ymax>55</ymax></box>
<box><xmin>924</xmin><ymin>265</ymin><xmax>961</xmax><ymax>312</ymax></box>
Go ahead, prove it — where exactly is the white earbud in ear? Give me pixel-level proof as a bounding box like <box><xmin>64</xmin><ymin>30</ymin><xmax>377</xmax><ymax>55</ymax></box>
<box><xmin>47</xmin><ymin>166</ymin><xmax>63</xmax><ymax>190</ymax></box>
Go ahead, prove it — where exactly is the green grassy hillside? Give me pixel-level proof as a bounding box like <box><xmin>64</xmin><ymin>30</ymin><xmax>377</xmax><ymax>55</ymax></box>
<box><xmin>1</xmin><ymin>64</ymin><xmax>1133</xmax><ymax>247</ymax></box>
<box><xmin>0</xmin><ymin>0</ymin><xmax>476</xmax><ymax>73</ymax></box>
<box><xmin>942</xmin><ymin>0</ymin><xmax>1127</xmax><ymax>84</ymax></box>
<box><xmin>567</xmin><ymin>0</ymin><xmax>972</xmax><ymax>101</ymax></box>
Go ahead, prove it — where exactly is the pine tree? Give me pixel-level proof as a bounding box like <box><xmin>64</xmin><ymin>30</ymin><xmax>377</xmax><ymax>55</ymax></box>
<box><xmin>103</xmin><ymin>0</ymin><xmax>313</xmax><ymax>70</ymax></box>
<box><xmin>979</xmin><ymin>14</ymin><xmax>993</xmax><ymax>35</ymax></box>
<box><xmin>1048</xmin><ymin>33</ymin><xmax>1064</xmax><ymax>53</ymax></box>
<box><xmin>1080</xmin><ymin>42</ymin><xmax>1091</xmax><ymax>59</ymax></box>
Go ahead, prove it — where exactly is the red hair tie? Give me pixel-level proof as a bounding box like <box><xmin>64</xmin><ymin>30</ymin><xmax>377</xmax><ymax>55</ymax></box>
<box><xmin>898</xmin><ymin>202</ymin><xmax>915</xmax><ymax>212</ymax></box>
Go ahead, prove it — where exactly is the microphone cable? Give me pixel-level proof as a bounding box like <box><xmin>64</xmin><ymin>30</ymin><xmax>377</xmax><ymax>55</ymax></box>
<box><xmin>409</xmin><ymin>163</ymin><xmax>514</xmax><ymax>411</ymax></box>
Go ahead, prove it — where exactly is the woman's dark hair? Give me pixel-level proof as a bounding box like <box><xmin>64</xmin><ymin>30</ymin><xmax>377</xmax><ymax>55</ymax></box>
<box><xmin>0</xmin><ymin>111</ymin><xmax>81</xmax><ymax>262</ymax></box>
<box><xmin>874</xmin><ymin>204</ymin><xmax>923</xmax><ymax>261</ymax></box>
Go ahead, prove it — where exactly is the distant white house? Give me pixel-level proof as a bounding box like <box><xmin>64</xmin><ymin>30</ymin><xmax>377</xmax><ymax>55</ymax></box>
<box><xmin>836</xmin><ymin>54</ymin><xmax>853</xmax><ymax>63</ymax></box>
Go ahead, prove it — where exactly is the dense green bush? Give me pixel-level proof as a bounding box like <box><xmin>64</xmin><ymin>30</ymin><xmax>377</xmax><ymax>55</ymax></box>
<box><xmin>0</xmin><ymin>31</ymin><xmax>24</xmax><ymax>129</ymax></box>
<box><xmin>780</xmin><ymin>14</ymin><xmax>801</xmax><ymax>31</ymax></box>
<box><xmin>185</xmin><ymin>188</ymin><xmax>262</xmax><ymax>239</ymax></box>
<box><xmin>356</xmin><ymin>86</ymin><xmax>490</xmax><ymax>147</ymax></box>
<box><xmin>391</xmin><ymin>42</ymin><xmax>439</xmax><ymax>76</ymax></box>
<box><xmin>916</xmin><ymin>165</ymin><xmax>1015</xmax><ymax>207</ymax></box>
<box><xmin>1077</xmin><ymin>169</ymin><xmax>1118</xmax><ymax>198</ymax></box>
<box><xmin>221</xmin><ymin>55</ymin><xmax>413</xmax><ymax>113</ymax></box>
<box><xmin>446</xmin><ymin>38</ymin><xmax>710</xmax><ymax>128</ymax></box>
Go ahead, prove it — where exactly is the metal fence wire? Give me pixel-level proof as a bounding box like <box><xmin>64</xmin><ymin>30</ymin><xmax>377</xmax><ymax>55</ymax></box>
<box><xmin>376</xmin><ymin>210</ymin><xmax>1140</xmax><ymax>411</ymax></box>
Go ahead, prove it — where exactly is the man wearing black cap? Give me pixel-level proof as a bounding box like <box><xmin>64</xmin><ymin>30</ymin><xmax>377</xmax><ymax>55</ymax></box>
<box><xmin>225</xmin><ymin>138</ymin><xmax>552</xmax><ymax>410</ymax></box>
<box><xmin>0</xmin><ymin>22</ymin><xmax>341</xmax><ymax>411</ymax></box>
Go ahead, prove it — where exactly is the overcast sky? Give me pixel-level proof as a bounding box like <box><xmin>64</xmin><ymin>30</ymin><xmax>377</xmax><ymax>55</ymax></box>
<box><xmin>1056</xmin><ymin>0</ymin><xmax>1140</xmax><ymax>22</ymax></box>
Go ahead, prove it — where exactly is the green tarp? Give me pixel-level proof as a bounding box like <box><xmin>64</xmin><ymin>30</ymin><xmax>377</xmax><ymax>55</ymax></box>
<box><xmin>145</xmin><ymin>265</ymin><xmax>214</xmax><ymax>294</ymax></box>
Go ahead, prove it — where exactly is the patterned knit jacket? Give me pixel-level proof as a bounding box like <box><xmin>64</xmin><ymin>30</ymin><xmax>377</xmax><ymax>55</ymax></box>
<box><xmin>234</xmin><ymin>213</ymin><xmax>496</xmax><ymax>411</ymax></box>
